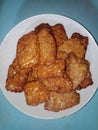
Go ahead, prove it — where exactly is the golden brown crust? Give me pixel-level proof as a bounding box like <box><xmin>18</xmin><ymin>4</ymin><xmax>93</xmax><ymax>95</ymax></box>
<box><xmin>58</xmin><ymin>38</ymin><xmax>86</xmax><ymax>59</ymax></box>
<box><xmin>35</xmin><ymin>23</ymin><xmax>57</xmax><ymax>65</ymax></box>
<box><xmin>66</xmin><ymin>53</ymin><xmax>90</xmax><ymax>89</ymax></box>
<box><xmin>71</xmin><ymin>32</ymin><xmax>88</xmax><ymax>49</ymax></box>
<box><xmin>41</xmin><ymin>73</ymin><xmax>72</xmax><ymax>93</ymax></box>
<box><xmin>77</xmin><ymin>71</ymin><xmax>93</xmax><ymax>90</ymax></box>
<box><xmin>27</xmin><ymin>69</ymin><xmax>37</xmax><ymax>82</ymax></box>
<box><xmin>5</xmin><ymin>23</ymin><xmax>93</xmax><ymax>112</ymax></box>
<box><xmin>52</xmin><ymin>23</ymin><xmax>68</xmax><ymax>46</ymax></box>
<box><xmin>57</xmin><ymin>51</ymin><xmax>68</xmax><ymax>60</ymax></box>
<box><xmin>36</xmin><ymin>59</ymin><xmax>66</xmax><ymax>79</ymax></box>
<box><xmin>6</xmin><ymin>58</ymin><xmax>28</xmax><ymax>92</ymax></box>
<box><xmin>23</xmin><ymin>81</ymin><xmax>49</xmax><ymax>106</ymax></box>
<box><xmin>16</xmin><ymin>31</ymin><xmax>40</xmax><ymax>69</ymax></box>
<box><xmin>45</xmin><ymin>90</ymin><xmax>80</xmax><ymax>112</ymax></box>
<box><xmin>6</xmin><ymin>31</ymin><xmax>40</xmax><ymax>92</ymax></box>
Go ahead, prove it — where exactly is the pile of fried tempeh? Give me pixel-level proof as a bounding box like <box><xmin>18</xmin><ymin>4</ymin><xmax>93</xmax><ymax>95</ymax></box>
<box><xmin>6</xmin><ymin>23</ymin><xmax>93</xmax><ymax>112</ymax></box>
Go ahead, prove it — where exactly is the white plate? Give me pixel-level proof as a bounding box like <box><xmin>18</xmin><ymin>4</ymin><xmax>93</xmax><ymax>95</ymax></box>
<box><xmin>0</xmin><ymin>14</ymin><xmax>98</xmax><ymax>119</ymax></box>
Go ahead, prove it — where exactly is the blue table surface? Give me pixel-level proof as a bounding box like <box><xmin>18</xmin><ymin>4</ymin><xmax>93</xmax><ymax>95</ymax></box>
<box><xmin>0</xmin><ymin>0</ymin><xmax>98</xmax><ymax>130</ymax></box>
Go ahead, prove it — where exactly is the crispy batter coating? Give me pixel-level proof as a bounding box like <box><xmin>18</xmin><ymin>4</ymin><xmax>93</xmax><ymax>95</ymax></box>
<box><xmin>6</xmin><ymin>22</ymin><xmax>93</xmax><ymax>112</ymax></box>
<box><xmin>16</xmin><ymin>31</ymin><xmax>40</xmax><ymax>69</ymax></box>
<box><xmin>27</xmin><ymin>69</ymin><xmax>37</xmax><ymax>82</ymax></box>
<box><xmin>23</xmin><ymin>81</ymin><xmax>49</xmax><ymax>106</ymax></box>
<box><xmin>71</xmin><ymin>32</ymin><xmax>88</xmax><ymax>49</ymax></box>
<box><xmin>35</xmin><ymin>23</ymin><xmax>56</xmax><ymax>65</ymax></box>
<box><xmin>57</xmin><ymin>51</ymin><xmax>68</xmax><ymax>60</ymax></box>
<box><xmin>66</xmin><ymin>53</ymin><xmax>89</xmax><ymax>89</ymax></box>
<box><xmin>45</xmin><ymin>90</ymin><xmax>80</xmax><ymax>112</ymax></box>
<box><xmin>58</xmin><ymin>38</ymin><xmax>86</xmax><ymax>59</ymax></box>
<box><xmin>36</xmin><ymin>59</ymin><xmax>66</xmax><ymax>79</ymax></box>
<box><xmin>77</xmin><ymin>71</ymin><xmax>93</xmax><ymax>90</ymax></box>
<box><xmin>6</xmin><ymin>58</ymin><xmax>29</xmax><ymax>92</ymax></box>
<box><xmin>42</xmin><ymin>73</ymin><xmax>72</xmax><ymax>93</ymax></box>
<box><xmin>52</xmin><ymin>23</ymin><xmax>68</xmax><ymax>46</ymax></box>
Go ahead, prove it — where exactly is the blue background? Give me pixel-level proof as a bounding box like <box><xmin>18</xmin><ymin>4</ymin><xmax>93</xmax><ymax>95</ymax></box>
<box><xmin>0</xmin><ymin>0</ymin><xmax>98</xmax><ymax>129</ymax></box>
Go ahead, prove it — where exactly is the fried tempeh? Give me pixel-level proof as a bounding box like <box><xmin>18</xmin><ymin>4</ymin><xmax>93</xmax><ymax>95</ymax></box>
<box><xmin>5</xmin><ymin>22</ymin><xmax>93</xmax><ymax>112</ymax></box>
<box><xmin>42</xmin><ymin>73</ymin><xmax>72</xmax><ymax>93</ymax></box>
<box><xmin>77</xmin><ymin>71</ymin><xmax>93</xmax><ymax>90</ymax></box>
<box><xmin>45</xmin><ymin>90</ymin><xmax>80</xmax><ymax>112</ymax></box>
<box><xmin>58</xmin><ymin>38</ymin><xmax>86</xmax><ymax>59</ymax></box>
<box><xmin>52</xmin><ymin>23</ymin><xmax>68</xmax><ymax>46</ymax></box>
<box><xmin>16</xmin><ymin>31</ymin><xmax>40</xmax><ymax>69</ymax></box>
<box><xmin>6</xmin><ymin>58</ymin><xmax>29</xmax><ymax>92</ymax></box>
<box><xmin>35</xmin><ymin>23</ymin><xmax>56</xmax><ymax>65</ymax></box>
<box><xmin>23</xmin><ymin>81</ymin><xmax>49</xmax><ymax>106</ymax></box>
<box><xmin>66</xmin><ymin>53</ymin><xmax>90</xmax><ymax>89</ymax></box>
<box><xmin>71</xmin><ymin>32</ymin><xmax>88</xmax><ymax>49</ymax></box>
<box><xmin>36</xmin><ymin>59</ymin><xmax>66</xmax><ymax>79</ymax></box>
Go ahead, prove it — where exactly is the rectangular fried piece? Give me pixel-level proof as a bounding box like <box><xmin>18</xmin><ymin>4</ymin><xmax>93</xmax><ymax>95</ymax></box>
<box><xmin>6</xmin><ymin>58</ymin><xmax>29</xmax><ymax>92</ymax></box>
<box><xmin>16</xmin><ymin>31</ymin><xmax>40</xmax><ymax>69</ymax></box>
<box><xmin>52</xmin><ymin>23</ymin><xmax>68</xmax><ymax>46</ymax></box>
<box><xmin>66</xmin><ymin>53</ymin><xmax>90</xmax><ymax>89</ymax></box>
<box><xmin>23</xmin><ymin>81</ymin><xmax>49</xmax><ymax>106</ymax></box>
<box><xmin>42</xmin><ymin>73</ymin><xmax>72</xmax><ymax>93</ymax></box>
<box><xmin>45</xmin><ymin>90</ymin><xmax>80</xmax><ymax>112</ymax></box>
<box><xmin>36</xmin><ymin>59</ymin><xmax>66</xmax><ymax>79</ymax></box>
<box><xmin>71</xmin><ymin>32</ymin><xmax>88</xmax><ymax>49</ymax></box>
<box><xmin>35</xmin><ymin>23</ymin><xmax>56</xmax><ymax>65</ymax></box>
<box><xmin>58</xmin><ymin>38</ymin><xmax>86</xmax><ymax>59</ymax></box>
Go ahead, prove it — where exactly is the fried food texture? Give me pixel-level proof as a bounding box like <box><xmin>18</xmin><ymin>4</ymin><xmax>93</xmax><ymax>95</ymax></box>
<box><xmin>42</xmin><ymin>73</ymin><xmax>72</xmax><ymax>93</ymax></box>
<box><xmin>6</xmin><ymin>23</ymin><xmax>93</xmax><ymax>112</ymax></box>
<box><xmin>36</xmin><ymin>59</ymin><xmax>66</xmax><ymax>79</ymax></box>
<box><xmin>27</xmin><ymin>69</ymin><xmax>37</xmax><ymax>82</ymax></box>
<box><xmin>77</xmin><ymin>71</ymin><xmax>93</xmax><ymax>90</ymax></box>
<box><xmin>16</xmin><ymin>31</ymin><xmax>40</xmax><ymax>69</ymax></box>
<box><xmin>23</xmin><ymin>81</ymin><xmax>49</xmax><ymax>106</ymax></box>
<box><xmin>6</xmin><ymin>58</ymin><xmax>29</xmax><ymax>92</ymax></box>
<box><xmin>58</xmin><ymin>38</ymin><xmax>86</xmax><ymax>59</ymax></box>
<box><xmin>52</xmin><ymin>23</ymin><xmax>68</xmax><ymax>46</ymax></box>
<box><xmin>35</xmin><ymin>23</ymin><xmax>56</xmax><ymax>65</ymax></box>
<box><xmin>45</xmin><ymin>90</ymin><xmax>80</xmax><ymax>112</ymax></box>
<box><xmin>57</xmin><ymin>51</ymin><xmax>68</xmax><ymax>60</ymax></box>
<box><xmin>66</xmin><ymin>53</ymin><xmax>90</xmax><ymax>89</ymax></box>
<box><xmin>71</xmin><ymin>32</ymin><xmax>88</xmax><ymax>49</ymax></box>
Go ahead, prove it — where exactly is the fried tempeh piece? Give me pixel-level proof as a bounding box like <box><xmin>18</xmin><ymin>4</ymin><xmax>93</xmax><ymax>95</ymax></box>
<box><xmin>58</xmin><ymin>38</ymin><xmax>86</xmax><ymax>59</ymax></box>
<box><xmin>52</xmin><ymin>23</ymin><xmax>68</xmax><ymax>46</ymax></box>
<box><xmin>66</xmin><ymin>53</ymin><xmax>90</xmax><ymax>89</ymax></box>
<box><xmin>35</xmin><ymin>23</ymin><xmax>56</xmax><ymax>65</ymax></box>
<box><xmin>42</xmin><ymin>73</ymin><xmax>72</xmax><ymax>93</ymax></box>
<box><xmin>16</xmin><ymin>31</ymin><xmax>40</xmax><ymax>69</ymax></box>
<box><xmin>6</xmin><ymin>58</ymin><xmax>29</xmax><ymax>92</ymax></box>
<box><xmin>77</xmin><ymin>71</ymin><xmax>93</xmax><ymax>90</ymax></box>
<box><xmin>23</xmin><ymin>81</ymin><xmax>49</xmax><ymax>106</ymax></box>
<box><xmin>36</xmin><ymin>59</ymin><xmax>66</xmax><ymax>79</ymax></box>
<box><xmin>45</xmin><ymin>90</ymin><xmax>80</xmax><ymax>112</ymax></box>
<box><xmin>71</xmin><ymin>32</ymin><xmax>88</xmax><ymax>49</ymax></box>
